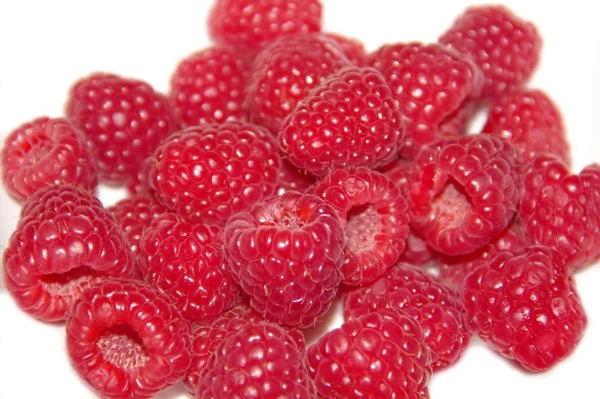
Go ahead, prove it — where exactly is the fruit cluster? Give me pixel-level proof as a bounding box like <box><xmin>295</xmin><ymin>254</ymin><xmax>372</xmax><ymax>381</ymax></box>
<box><xmin>1</xmin><ymin>1</ymin><xmax>598</xmax><ymax>398</ymax></box>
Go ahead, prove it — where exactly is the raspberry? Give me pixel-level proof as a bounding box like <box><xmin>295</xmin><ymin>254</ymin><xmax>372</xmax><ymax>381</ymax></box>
<box><xmin>307</xmin><ymin>308</ymin><xmax>431</xmax><ymax>398</ymax></box>
<box><xmin>407</xmin><ymin>135</ymin><xmax>522</xmax><ymax>256</ymax></box>
<box><xmin>279</xmin><ymin>66</ymin><xmax>404</xmax><ymax>176</ymax></box>
<box><xmin>482</xmin><ymin>88</ymin><xmax>570</xmax><ymax>165</ymax></box>
<box><xmin>149</xmin><ymin>121</ymin><xmax>281</xmax><ymax>225</ymax></box>
<box><xmin>520</xmin><ymin>153</ymin><xmax>600</xmax><ymax>271</ymax></box>
<box><xmin>3</xmin><ymin>185</ymin><xmax>135</xmax><ymax>322</ymax></box>
<box><xmin>140</xmin><ymin>213</ymin><xmax>241</xmax><ymax>322</ymax></box>
<box><xmin>66</xmin><ymin>280</ymin><xmax>192</xmax><ymax>398</ymax></box>
<box><xmin>65</xmin><ymin>73</ymin><xmax>176</xmax><ymax>184</ymax></box>
<box><xmin>309</xmin><ymin>168</ymin><xmax>410</xmax><ymax>285</ymax></box>
<box><xmin>224</xmin><ymin>191</ymin><xmax>345</xmax><ymax>328</ymax></box>
<box><xmin>169</xmin><ymin>47</ymin><xmax>250</xmax><ymax>128</ymax></box>
<box><xmin>462</xmin><ymin>246</ymin><xmax>587</xmax><ymax>371</ymax></box>
<box><xmin>323</xmin><ymin>33</ymin><xmax>368</xmax><ymax>66</ymax></box>
<box><xmin>344</xmin><ymin>264</ymin><xmax>470</xmax><ymax>371</ymax></box>
<box><xmin>439</xmin><ymin>5</ymin><xmax>542</xmax><ymax>99</ymax></box>
<box><xmin>246</xmin><ymin>33</ymin><xmax>349</xmax><ymax>133</ymax></box>
<box><xmin>439</xmin><ymin>99</ymin><xmax>479</xmax><ymax>138</ymax></box>
<box><xmin>276</xmin><ymin>159</ymin><xmax>318</xmax><ymax>195</ymax></box>
<box><xmin>1</xmin><ymin>116</ymin><xmax>97</xmax><ymax>201</ymax></box>
<box><xmin>368</xmin><ymin>42</ymin><xmax>482</xmax><ymax>160</ymax></box>
<box><xmin>208</xmin><ymin>0</ymin><xmax>323</xmax><ymax>52</ymax></box>
<box><xmin>126</xmin><ymin>157</ymin><xmax>153</xmax><ymax>197</ymax></box>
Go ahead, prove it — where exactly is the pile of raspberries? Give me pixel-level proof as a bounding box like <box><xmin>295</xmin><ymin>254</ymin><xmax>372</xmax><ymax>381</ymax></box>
<box><xmin>1</xmin><ymin>1</ymin><xmax>597</xmax><ymax>398</ymax></box>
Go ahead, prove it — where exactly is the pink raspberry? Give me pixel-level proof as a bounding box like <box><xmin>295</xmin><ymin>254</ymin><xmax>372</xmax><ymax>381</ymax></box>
<box><xmin>309</xmin><ymin>168</ymin><xmax>410</xmax><ymax>285</ymax></box>
<box><xmin>149</xmin><ymin>121</ymin><xmax>280</xmax><ymax>225</ymax></box>
<box><xmin>344</xmin><ymin>264</ymin><xmax>470</xmax><ymax>371</ymax></box>
<box><xmin>65</xmin><ymin>73</ymin><xmax>176</xmax><ymax>185</ymax></box>
<box><xmin>66</xmin><ymin>280</ymin><xmax>192</xmax><ymax>398</ymax></box>
<box><xmin>462</xmin><ymin>246</ymin><xmax>587</xmax><ymax>372</ymax></box>
<box><xmin>323</xmin><ymin>32</ymin><xmax>368</xmax><ymax>66</ymax></box>
<box><xmin>279</xmin><ymin>66</ymin><xmax>404</xmax><ymax>176</ymax></box>
<box><xmin>439</xmin><ymin>5</ymin><xmax>542</xmax><ymax>99</ymax></box>
<box><xmin>368</xmin><ymin>42</ymin><xmax>482</xmax><ymax>159</ymax></box>
<box><xmin>224</xmin><ymin>191</ymin><xmax>345</xmax><ymax>328</ymax></box>
<box><xmin>407</xmin><ymin>135</ymin><xmax>522</xmax><ymax>256</ymax></box>
<box><xmin>1</xmin><ymin>117</ymin><xmax>97</xmax><ymax>201</ymax></box>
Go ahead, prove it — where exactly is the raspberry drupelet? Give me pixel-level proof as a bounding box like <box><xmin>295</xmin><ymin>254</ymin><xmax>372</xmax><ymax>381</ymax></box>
<box><xmin>1</xmin><ymin>116</ymin><xmax>97</xmax><ymax>201</ymax></box>
<box><xmin>224</xmin><ymin>191</ymin><xmax>345</xmax><ymax>328</ymax></box>
<box><xmin>407</xmin><ymin>134</ymin><xmax>522</xmax><ymax>256</ymax></box>
<box><xmin>66</xmin><ymin>279</ymin><xmax>192</xmax><ymax>399</ymax></box>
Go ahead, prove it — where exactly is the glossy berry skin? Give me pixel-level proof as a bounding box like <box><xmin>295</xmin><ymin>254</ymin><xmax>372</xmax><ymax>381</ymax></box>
<box><xmin>309</xmin><ymin>168</ymin><xmax>410</xmax><ymax>285</ymax></box>
<box><xmin>224</xmin><ymin>191</ymin><xmax>345</xmax><ymax>328</ymax></box>
<box><xmin>520</xmin><ymin>154</ymin><xmax>600</xmax><ymax>271</ymax></box>
<box><xmin>324</xmin><ymin>33</ymin><xmax>368</xmax><ymax>66</ymax></box>
<box><xmin>197</xmin><ymin>322</ymin><xmax>315</xmax><ymax>399</ymax></box>
<box><xmin>66</xmin><ymin>280</ymin><xmax>192</xmax><ymax>399</ymax></box>
<box><xmin>368</xmin><ymin>42</ymin><xmax>482</xmax><ymax>160</ymax></box>
<box><xmin>307</xmin><ymin>308</ymin><xmax>431</xmax><ymax>398</ymax></box>
<box><xmin>1</xmin><ymin>116</ymin><xmax>97</xmax><ymax>201</ymax></box>
<box><xmin>462</xmin><ymin>246</ymin><xmax>587</xmax><ymax>372</ymax></box>
<box><xmin>280</xmin><ymin>66</ymin><xmax>404</xmax><ymax>176</ymax></box>
<box><xmin>3</xmin><ymin>185</ymin><xmax>135</xmax><ymax>322</ymax></box>
<box><xmin>276</xmin><ymin>159</ymin><xmax>318</xmax><ymax>195</ymax></box>
<box><xmin>439</xmin><ymin>5</ymin><xmax>542</xmax><ymax>99</ymax></box>
<box><xmin>65</xmin><ymin>73</ymin><xmax>176</xmax><ymax>184</ymax></box>
<box><xmin>169</xmin><ymin>47</ymin><xmax>250</xmax><ymax>128</ymax></box>
<box><xmin>246</xmin><ymin>33</ymin><xmax>349</xmax><ymax>133</ymax></box>
<box><xmin>408</xmin><ymin>135</ymin><xmax>522</xmax><ymax>256</ymax></box>
<box><xmin>344</xmin><ymin>264</ymin><xmax>470</xmax><ymax>371</ymax></box>
<box><xmin>208</xmin><ymin>0</ymin><xmax>323</xmax><ymax>52</ymax></box>
<box><xmin>149</xmin><ymin>121</ymin><xmax>280</xmax><ymax>225</ymax></box>
<box><xmin>482</xmin><ymin>89</ymin><xmax>570</xmax><ymax>165</ymax></box>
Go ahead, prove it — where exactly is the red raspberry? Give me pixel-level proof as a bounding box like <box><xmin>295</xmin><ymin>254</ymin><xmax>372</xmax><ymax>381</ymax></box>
<box><xmin>66</xmin><ymin>279</ymin><xmax>192</xmax><ymax>398</ymax></box>
<box><xmin>344</xmin><ymin>264</ymin><xmax>470</xmax><ymax>371</ymax></box>
<box><xmin>307</xmin><ymin>308</ymin><xmax>431</xmax><ymax>398</ymax></box>
<box><xmin>368</xmin><ymin>42</ymin><xmax>482</xmax><ymax>160</ymax></box>
<box><xmin>408</xmin><ymin>135</ymin><xmax>522</xmax><ymax>256</ymax></box>
<box><xmin>276</xmin><ymin>159</ymin><xmax>318</xmax><ymax>195</ymax></box>
<box><xmin>224</xmin><ymin>191</ymin><xmax>345</xmax><ymax>328</ymax></box>
<box><xmin>1</xmin><ymin>117</ymin><xmax>97</xmax><ymax>201</ymax></box>
<box><xmin>246</xmin><ymin>33</ymin><xmax>349</xmax><ymax>133</ymax></box>
<box><xmin>439</xmin><ymin>5</ymin><xmax>542</xmax><ymax>99</ymax></box>
<box><xmin>520</xmin><ymin>153</ymin><xmax>600</xmax><ymax>271</ymax></box>
<box><xmin>140</xmin><ymin>213</ymin><xmax>241</xmax><ymax>322</ymax></box>
<box><xmin>439</xmin><ymin>99</ymin><xmax>479</xmax><ymax>138</ymax></box>
<box><xmin>309</xmin><ymin>168</ymin><xmax>410</xmax><ymax>285</ymax></box>
<box><xmin>169</xmin><ymin>47</ymin><xmax>250</xmax><ymax>128</ymax></box>
<box><xmin>3</xmin><ymin>185</ymin><xmax>135</xmax><ymax>322</ymax></box>
<box><xmin>196</xmin><ymin>322</ymin><xmax>315</xmax><ymax>399</ymax></box>
<box><xmin>208</xmin><ymin>0</ymin><xmax>323</xmax><ymax>52</ymax></box>
<box><xmin>126</xmin><ymin>157</ymin><xmax>153</xmax><ymax>197</ymax></box>
<box><xmin>439</xmin><ymin>221</ymin><xmax>530</xmax><ymax>290</ymax></box>
<box><xmin>482</xmin><ymin>88</ymin><xmax>570</xmax><ymax>165</ymax></box>
<box><xmin>323</xmin><ymin>33</ymin><xmax>368</xmax><ymax>66</ymax></box>
<box><xmin>279</xmin><ymin>66</ymin><xmax>404</xmax><ymax>176</ymax></box>
<box><xmin>462</xmin><ymin>246</ymin><xmax>587</xmax><ymax>372</ymax></box>
<box><xmin>65</xmin><ymin>73</ymin><xmax>176</xmax><ymax>184</ymax></box>
<box><xmin>149</xmin><ymin>121</ymin><xmax>280</xmax><ymax>225</ymax></box>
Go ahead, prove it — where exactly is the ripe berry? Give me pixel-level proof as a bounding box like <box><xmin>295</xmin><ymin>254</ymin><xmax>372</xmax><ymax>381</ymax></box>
<box><xmin>169</xmin><ymin>47</ymin><xmax>250</xmax><ymax>128</ymax></box>
<box><xmin>307</xmin><ymin>308</ymin><xmax>431</xmax><ymax>398</ymax></box>
<box><xmin>482</xmin><ymin>88</ymin><xmax>570</xmax><ymax>165</ymax></box>
<box><xmin>462</xmin><ymin>246</ymin><xmax>587</xmax><ymax>372</ymax></box>
<box><xmin>65</xmin><ymin>73</ymin><xmax>176</xmax><ymax>184</ymax></box>
<box><xmin>149</xmin><ymin>121</ymin><xmax>280</xmax><ymax>225</ymax></box>
<box><xmin>323</xmin><ymin>33</ymin><xmax>368</xmax><ymax>66</ymax></box>
<box><xmin>126</xmin><ymin>157</ymin><xmax>153</xmax><ymax>197</ymax></box>
<box><xmin>368</xmin><ymin>42</ymin><xmax>482</xmax><ymax>160</ymax></box>
<box><xmin>279</xmin><ymin>66</ymin><xmax>404</xmax><ymax>176</ymax></box>
<box><xmin>1</xmin><ymin>117</ymin><xmax>97</xmax><ymax>201</ymax></box>
<box><xmin>66</xmin><ymin>280</ymin><xmax>192</xmax><ymax>399</ymax></box>
<box><xmin>246</xmin><ymin>33</ymin><xmax>349</xmax><ymax>133</ymax></box>
<box><xmin>408</xmin><ymin>135</ymin><xmax>522</xmax><ymax>256</ymax></box>
<box><xmin>3</xmin><ymin>185</ymin><xmax>135</xmax><ymax>322</ymax></box>
<box><xmin>344</xmin><ymin>264</ymin><xmax>470</xmax><ymax>371</ymax></box>
<box><xmin>208</xmin><ymin>0</ymin><xmax>323</xmax><ymax>52</ymax></box>
<box><xmin>276</xmin><ymin>159</ymin><xmax>318</xmax><ymax>195</ymax></box>
<box><xmin>439</xmin><ymin>5</ymin><xmax>542</xmax><ymax>99</ymax></box>
<box><xmin>309</xmin><ymin>168</ymin><xmax>410</xmax><ymax>285</ymax></box>
<box><xmin>224</xmin><ymin>191</ymin><xmax>345</xmax><ymax>328</ymax></box>
<box><xmin>140</xmin><ymin>213</ymin><xmax>241</xmax><ymax>322</ymax></box>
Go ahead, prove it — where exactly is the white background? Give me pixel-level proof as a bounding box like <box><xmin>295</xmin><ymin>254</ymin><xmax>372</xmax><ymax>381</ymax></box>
<box><xmin>1</xmin><ymin>1</ymin><xmax>599</xmax><ymax>398</ymax></box>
